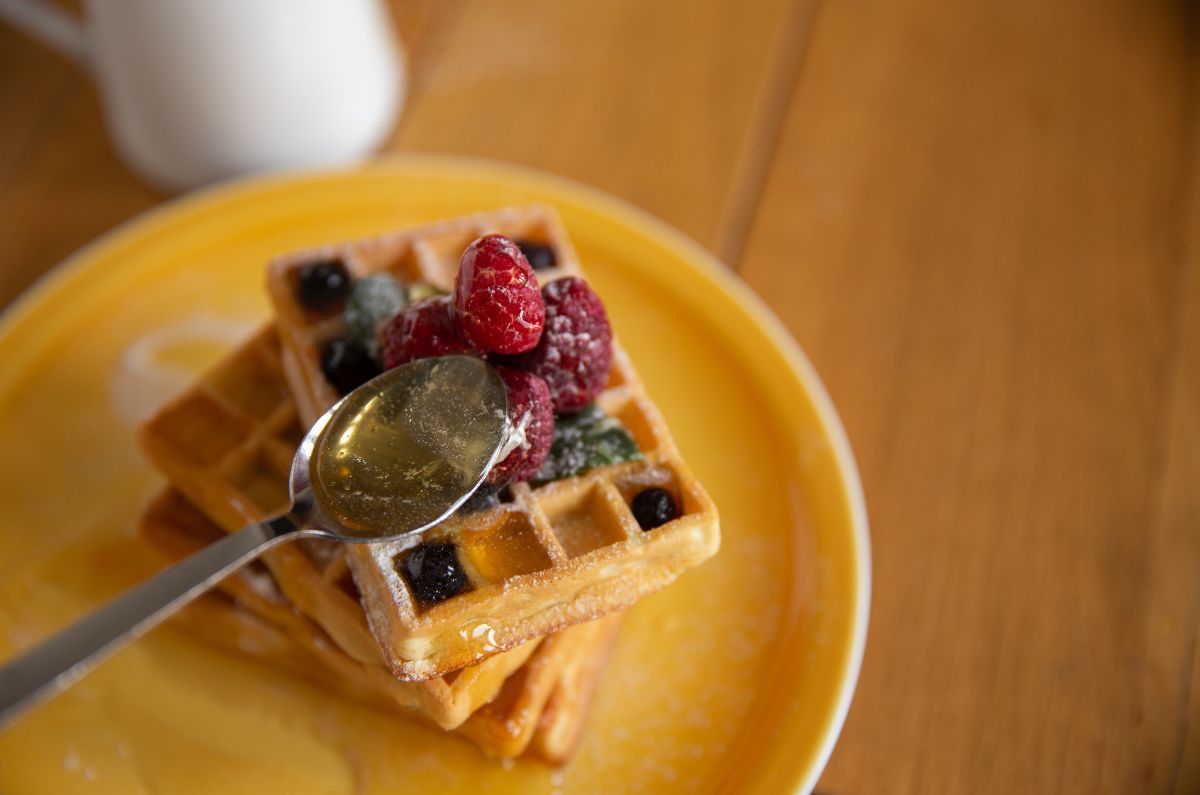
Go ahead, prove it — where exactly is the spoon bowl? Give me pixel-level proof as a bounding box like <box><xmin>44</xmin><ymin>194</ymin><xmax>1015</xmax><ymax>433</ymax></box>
<box><xmin>292</xmin><ymin>355</ymin><xmax>510</xmax><ymax>541</ymax></box>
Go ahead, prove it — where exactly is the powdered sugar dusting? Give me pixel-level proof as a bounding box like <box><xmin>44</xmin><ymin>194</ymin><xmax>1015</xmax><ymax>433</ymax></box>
<box><xmin>237</xmin><ymin>565</ymin><xmax>283</xmax><ymax>603</ymax></box>
<box><xmin>108</xmin><ymin>313</ymin><xmax>252</xmax><ymax>426</ymax></box>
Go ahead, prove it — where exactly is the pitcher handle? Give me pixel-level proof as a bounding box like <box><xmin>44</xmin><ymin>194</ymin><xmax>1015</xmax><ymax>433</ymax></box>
<box><xmin>0</xmin><ymin>0</ymin><xmax>89</xmax><ymax>69</ymax></box>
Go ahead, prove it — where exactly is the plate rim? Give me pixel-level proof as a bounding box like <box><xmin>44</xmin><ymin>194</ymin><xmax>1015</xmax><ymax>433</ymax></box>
<box><xmin>0</xmin><ymin>154</ymin><xmax>870</xmax><ymax>795</ymax></box>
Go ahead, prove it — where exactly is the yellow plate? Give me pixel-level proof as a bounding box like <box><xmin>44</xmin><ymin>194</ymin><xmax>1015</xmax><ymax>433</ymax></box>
<box><xmin>0</xmin><ymin>157</ymin><xmax>868</xmax><ymax>794</ymax></box>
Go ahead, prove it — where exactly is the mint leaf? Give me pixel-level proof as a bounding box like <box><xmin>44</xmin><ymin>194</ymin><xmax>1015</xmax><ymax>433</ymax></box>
<box><xmin>344</xmin><ymin>274</ymin><xmax>407</xmax><ymax>356</ymax></box>
<box><xmin>534</xmin><ymin>405</ymin><xmax>642</xmax><ymax>482</ymax></box>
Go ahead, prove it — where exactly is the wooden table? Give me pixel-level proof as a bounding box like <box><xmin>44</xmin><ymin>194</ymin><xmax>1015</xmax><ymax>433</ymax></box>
<box><xmin>1</xmin><ymin>2</ymin><xmax>1197</xmax><ymax>792</ymax></box>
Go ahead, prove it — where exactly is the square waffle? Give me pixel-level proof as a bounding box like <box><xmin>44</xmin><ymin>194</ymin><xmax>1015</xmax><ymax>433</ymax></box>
<box><xmin>136</xmin><ymin>330</ymin><xmax>537</xmax><ymax>729</ymax></box>
<box><xmin>266</xmin><ymin>205</ymin><xmax>719</xmax><ymax>680</ymax></box>
<box><xmin>140</xmin><ymin>489</ymin><xmax>618</xmax><ymax>760</ymax></box>
<box><xmin>138</xmin><ymin>486</ymin><xmax>538</xmax><ymax>730</ymax></box>
<box><xmin>171</xmin><ymin>594</ymin><xmax>362</xmax><ymax>698</ymax></box>
<box><xmin>460</xmin><ymin>612</ymin><xmax>623</xmax><ymax>762</ymax></box>
<box><xmin>527</xmin><ymin>614</ymin><xmax>622</xmax><ymax>765</ymax></box>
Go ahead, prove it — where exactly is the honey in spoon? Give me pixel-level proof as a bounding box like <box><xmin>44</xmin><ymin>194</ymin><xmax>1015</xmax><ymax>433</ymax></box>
<box><xmin>309</xmin><ymin>355</ymin><xmax>509</xmax><ymax>539</ymax></box>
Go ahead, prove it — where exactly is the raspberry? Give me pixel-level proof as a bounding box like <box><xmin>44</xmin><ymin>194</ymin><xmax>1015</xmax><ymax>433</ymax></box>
<box><xmin>514</xmin><ymin>277</ymin><xmax>612</xmax><ymax>412</ymax></box>
<box><xmin>488</xmin><ymin>366</ymin><xmax>554</xmax><ymax>484</ymax></box>
<box><xmin>381</xmin><ymin>296</ymin><xmax>471</xmax><ymax>369</ymax></box>
<box><xmin>453</xmin><ymin>235</ymin><xmax>545</xmax><ymax>355</ymax></box>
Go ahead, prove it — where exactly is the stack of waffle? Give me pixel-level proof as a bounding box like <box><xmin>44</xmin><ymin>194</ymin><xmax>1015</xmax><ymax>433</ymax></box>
<box><xmin>137</xmin><ymin>206</ymin><xmax>719</xmax><ymax>764</ymax></box>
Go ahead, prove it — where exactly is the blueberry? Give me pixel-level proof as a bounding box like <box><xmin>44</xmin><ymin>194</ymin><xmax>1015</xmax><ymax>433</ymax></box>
<box><xmin>297</xmin><ymin>259</ymin><xmax>351</xmax><ymax>310</ymax></box>
<box><xmin>516</xmin><ymin>240</ymin><xmax>557</xmax><ymax>271</ymax></box>
<box><xmin>455</xmin><ymin>482</ymin><xmax>503</xmax><ymax>516</ymax></box>
<box><xmin>320</xmin><ymin>337</ymin><xmax>380</xmax><ymax>395</ymax></box>
<box><xmin>631</xmin><ymin>487</ymin><xmax>678</xmax><ymax>530</ymax></box>
<box><xmin>344</xmin><ymin>274</ymin><xmax>406</xmax><ymax>354</ymax></box>
<box><xmin>399</xmin><ymin>542</ymin><xmax>470</xmax><ymax>605</ymax></box>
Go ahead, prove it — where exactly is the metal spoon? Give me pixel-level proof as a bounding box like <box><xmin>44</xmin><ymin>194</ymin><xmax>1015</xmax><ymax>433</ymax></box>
<box><xmin>0</xmin><ymin>355</ymin><xmax>508</xmax><ymax>730</ymax></box>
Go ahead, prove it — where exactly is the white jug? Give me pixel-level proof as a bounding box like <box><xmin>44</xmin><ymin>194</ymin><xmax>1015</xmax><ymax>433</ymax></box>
<box><xmin>0</xmin><ymin>0</ymin><xmax>406</xmax><ymax>191</ymax></box>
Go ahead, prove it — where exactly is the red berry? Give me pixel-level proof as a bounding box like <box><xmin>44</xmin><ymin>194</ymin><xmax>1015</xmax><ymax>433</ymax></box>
<box><xmin>381</xmin><ymin>296</ymin><xmax>472</xmax><ymax>369</ymax></box>
<box><xmin>515</xmin><ymin>277</ymin><xmax>612</xmax><ymax>412</ymax></box>
<box><xmin>453</xmin><ymin>235</ymin><xmax>545</xmax><ymax>355</ymax></box>
<box><xmin>488</xmin><ymin>367</ymin><xmax>554</xmax><ymax>484</ymax></box>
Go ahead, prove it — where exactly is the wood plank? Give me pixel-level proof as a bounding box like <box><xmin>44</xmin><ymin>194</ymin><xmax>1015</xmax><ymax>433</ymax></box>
<box><xmin>1164</xmin><ymin>64</ymin><xmax>1200</xmax><ymax>794</ymax></box>
<box><xmin>1161</xmin><ymin>260</ymin><xmax>1200</xmax><ymax>789</ymax></box>
<box><xmin>0</xmin><ymin>0</ymin><xmax>806</xmax><ymax>306</ymax></box>
<box><xmin>391</xmin><ymin>0</ymin><xmax>810</xmax><ymax>254</ymax></box>
<box><xmin>0</xmin><ymin>21</ymin><xmax>75</xmax><ymax>191</ymax></box>
<box><xmin>737</xmin><ymin>0</ymin><xmax>1198</xmax><ymax>791</ymax></box>
<box><xmin>0</xmin><ymin>1</ymin><xmax>460</xmax><ymax>310</ymax></box>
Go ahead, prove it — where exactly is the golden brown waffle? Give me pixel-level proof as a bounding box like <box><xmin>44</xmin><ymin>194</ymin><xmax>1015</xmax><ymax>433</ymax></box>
<box><xmin>139</xmin><ymin>488</ymin><xmax>535</xmax><ymax>730</ymax></box>
<box><xmin>138</xmin><ymin>327</ymin><xmax>379</xmax><ymax>659</ymax></box>
<box><xmin>527</xmin><ymin>614</ymin><xmax>622</xmax><ymax>765</ymax></box>
<box><xmin>266</xmin><ymin>205</ymin><xmax>719</xmax><ymax>680</ymax></box>
<box><xmin>457</xmin><ymin>614</ymin><xmax>621</xmax><ymax>759</ymax></box>
<box><xmin>166</xmin><ymin>585</ymin><xmax>415</xmax><ymax>712</ymax></box>
<box><xmin>171</xmin><ymin>593</ymin><xmax>360</xmax><ymax>697</ymax></box>
<box><xmin>135</xmin><ymin>331</ymin><xmax>537</xmax><ymax>729</ymax></box>
<box><xmin>140</xmin><ymin>489</ymin><xmax>617</xmax><ymax>761</ymax></box>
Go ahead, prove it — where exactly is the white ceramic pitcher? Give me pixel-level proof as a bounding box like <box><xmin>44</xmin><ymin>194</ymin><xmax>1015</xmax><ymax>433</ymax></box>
<box><xmin>0</xmin><ymin>0</ymin><xmax>405</xmax><ymax>191</ymax></box>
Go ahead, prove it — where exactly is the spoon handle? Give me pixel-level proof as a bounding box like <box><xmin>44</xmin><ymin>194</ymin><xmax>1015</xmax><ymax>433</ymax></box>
<box><xmin>0</xmin><ymin>515</ymin><xmax>294</xmax><ymax>729</ymax></box>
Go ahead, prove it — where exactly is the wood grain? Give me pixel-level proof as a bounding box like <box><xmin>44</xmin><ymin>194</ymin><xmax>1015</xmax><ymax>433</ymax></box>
<box><xmin>738</xmin><ymin>0</ymin><xmax>1200</xmax><ymax>791</ymax></box>
<box><xmin>0</xmin><ymin>0</ymin><xmax>1197</xmax><ymax>791</ymax></box>
<box><xmin>1163</xmin><ymin>73</ymin><xmax>1200</xmax><ymax>794</ymax></box>
<box><xmin>391</xmin><ymin>0</ymin><xmax>811</xmax><ymax>254</ymax></box>
<box><xmin>0</xmin><ymin>1</ymin><xmax>461</xmax><ymax>310</ymax></box>
<box><xmin>0</xmin><ymin>0</ymin><xmax>809</xmax><ymax>304</ymax></box>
